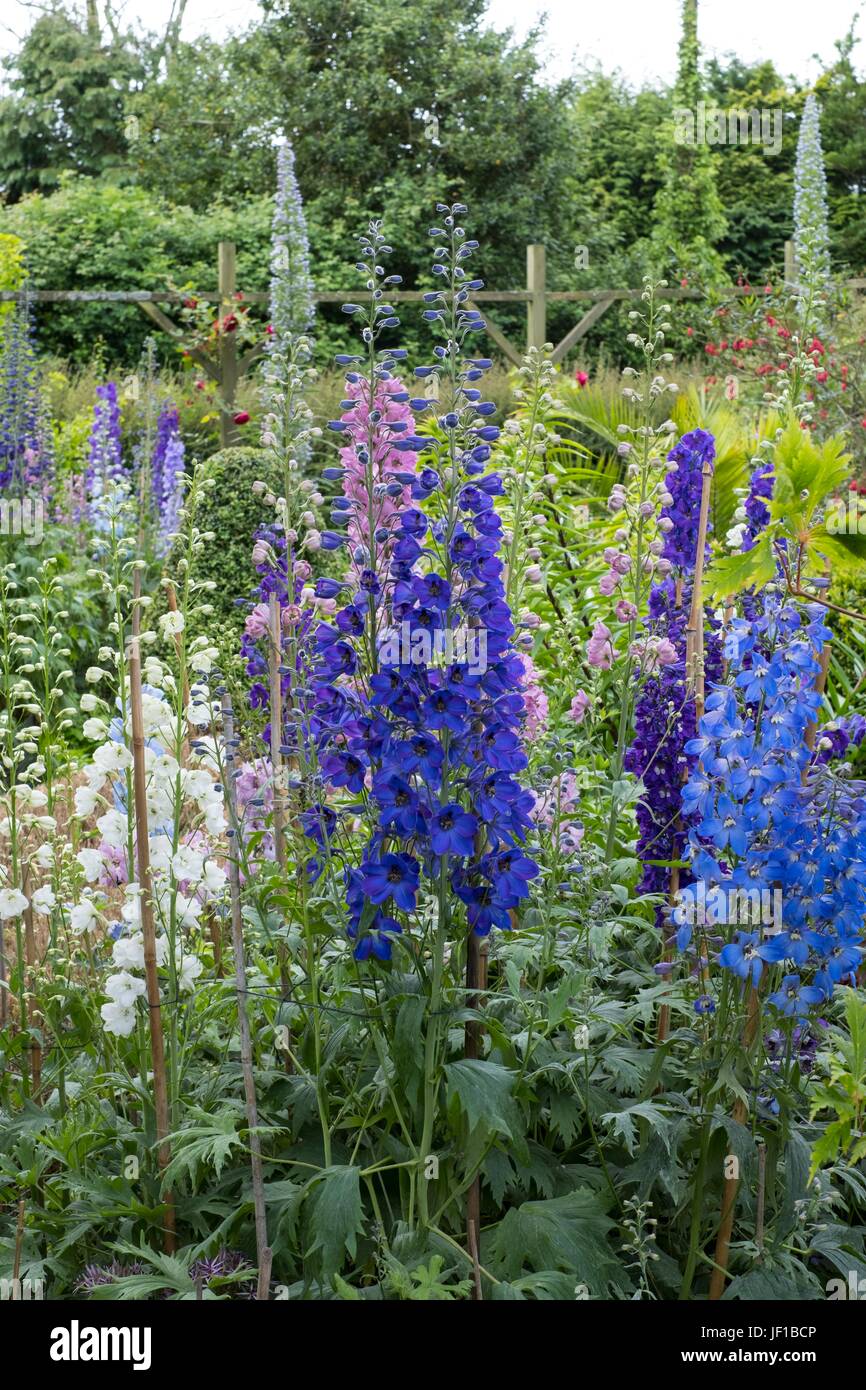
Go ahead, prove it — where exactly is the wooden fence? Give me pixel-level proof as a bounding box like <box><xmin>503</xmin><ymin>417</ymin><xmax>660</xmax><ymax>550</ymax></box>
<box><xmin>2</xmin><ymin>239</ymin><xmax>864</xmax><ymax>447</ymax></box>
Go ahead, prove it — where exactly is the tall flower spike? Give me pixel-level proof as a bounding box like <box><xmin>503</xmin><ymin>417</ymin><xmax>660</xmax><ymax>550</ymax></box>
<box><xmin>793</xmin><ymin>93</ymin><xmax>831</xmax><ymax>321</ymax></box>
<box><xmin>269</xmin><ymin>140</ymin><xmax>315</xmax><ymax>352</ymax></box>
<box><xmin>0</xmin><ymin>287</ymin><xmax>52</xmax><ymax>491</ymax></box>
<box><xmin>309</xmin><ymin>208</ymin><xmax>539</xmax><ymax>960</ymax></box>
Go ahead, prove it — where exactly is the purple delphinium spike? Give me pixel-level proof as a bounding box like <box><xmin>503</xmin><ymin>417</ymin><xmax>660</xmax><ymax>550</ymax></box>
<box><xmin>0</xmin><ymin>290</ymin><xmax>52</xmax><ymax>491</ymax></box>
<box><xmin>151</xmin><ymin>402</ymin><xmax>185</xmax><ymax>553</ymax></box>
<box><xmin>87</xmin><ymin>381</ymin><xmax>124</xmax><ymax>503</ymax></box>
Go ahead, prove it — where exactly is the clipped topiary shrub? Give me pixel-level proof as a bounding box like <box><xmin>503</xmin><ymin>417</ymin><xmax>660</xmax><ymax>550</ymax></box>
<box><xmin>168</xmin><ymin>445</ymin><xmax>272</xmax><ymax>634</ymax></box>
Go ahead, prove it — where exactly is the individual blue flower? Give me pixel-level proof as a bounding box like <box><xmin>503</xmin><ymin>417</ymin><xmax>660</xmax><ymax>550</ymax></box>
<box><xmin>767</xmin><ymin>974</ymin><xmax>825</xmax><ymax>1016</ymax></box>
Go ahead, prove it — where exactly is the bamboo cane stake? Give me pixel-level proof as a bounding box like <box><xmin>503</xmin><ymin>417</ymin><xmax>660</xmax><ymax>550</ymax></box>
<box><xmin>129</xmin><ymin>570</ymin><xmax>176</xmax><ymax>1254</ymax></box>
<box><xmin>221</xmin><ymin>692</ymin><xmax>272</xmax><ymax>1300</ymax></box>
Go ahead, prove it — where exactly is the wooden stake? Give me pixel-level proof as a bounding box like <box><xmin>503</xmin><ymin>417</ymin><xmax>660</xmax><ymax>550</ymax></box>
<box><xmin>685</xmin><ymin>459</ymin><xmax>714</xmax><ymax>716</ymax></box>
<box><xmin>222</xmin><ymin>693</ymin><xmax>272</xmax><ymax>1300</ymax></box>
<box><xmin>130</xmin><ymin>569</ymin><xmax>176</xmax><ymax>1253</ymax></box>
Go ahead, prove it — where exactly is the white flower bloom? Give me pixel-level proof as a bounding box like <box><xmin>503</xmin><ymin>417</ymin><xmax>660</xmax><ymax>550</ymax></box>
<box><xmin>175</xmin><ymin>894</ymin><xmax>203</xmax><ymax>929</ymax></box>
<box><xmin>121</xmin><ymin>887</ymin><xmax>142</xmax><ymax>927</ymax></box>
<box><xmin>112</xmin><ymin>933</ymin><xmax>145</xmax><ymax>971</ymax></box>
<box><xmin>76</xmin><ymin>847</ymin><xmax>105</xmax><ymax>882</ymax></box>
<box><xmin>201</xmin><ymin>860</ymin><xmax>227</xmax><ymax>897</ymax></box>
<box><xmin>183</xmin><ymin>769</ymin><xmax>214</xmax><ymax>800</ymax></box>
<box><xmin>0</xmin><ymin>887</ymin><xmax>28</xmax><ymax>919</ymax></box>
<box><xmin>83</xmin><ymin>763</ymin><xmax>108</xmax><ymax>792</ymax></box>
<box><xmin>28</xmin><ymin>789</ymin><xmax>48</xmax><ymax>809</ymax></box>
<box><xmin>176</xmin><ymin>951</ymin><xmax>203</xmax><ymax>993</ymax></box>
<box><xmin>74</xmin><ymin>784</ymin><xmax>100</xmax><ymax>818</ymax></box>
<box><xmin>82</xmin><ymin>717</ymin><xmax>108</xmax><ymax>741</ymax></box>
<box><xmin>141</xmin><ymin>694</ymin><xmax>174</xmax><ymax>739</ymax></box>
<box><xmin>726</xmin><ymin>522</ymin><xmax>748</xmax><ymax>550</ymax></box>
<box><xmin>203</xmin><ymin>801</ymin><xmax>226</xmax><ymax>837</ymax></box>
<box><xmin>33</xmin><ymin>843</ymin><xmax>54</xmax><ymax>870</ymax></box>
<box><xmin>93</xmin><ymin>742</ymin><xmax>133</xmax><ymax>775</ymax></box>
<box><xmin>70</xmin><ymin>898</ymin><xmax>99</xmax><ymax>934</ymax></box>
<box><xmin>148</xmin><ymin>838</ymin><xmax>173</xmax><ymax>876</ymax></box>
<box><xmin>185</xmin><ymin>698</ymin><xmax>212</xmax><ymax>728</ymax></box>
<box><xmin>80</xmin><ymin>693</ymin><xmax>100</xmax><ymax>713</ymax></box>
<box><xmin>100</xmin><ymin>1000</ymin><xmax>138</xmax><ymax>1037</ymax></box>
<box><xmin>172</xmin><ymin>845</ymin><xmax>204</xmax><ymax>884</ymax></box>
<box><xmin>96</xmin><ymin>809</ymin><xmax>128</xmax><ymax>849</ymax></box>
<box><xmin>85</xmin><ymin>666</ymin><xmax>106</xmax><ymax>683</ymax></box>
<box><xmin>104</xmin><ymin>970</ymin><xmax>147</xmax><ymax>1008</ymax></box>
<box><xmin>31</xmin><ymin>885</ymin><xmax>57</xmax><ymax>914</ymax></box>
<box><xmin>159</xmin><ymin>611</ymin><xmax>185</xmax><ymax>639</ymax></box>
<box><xmin>189</xmin><ymin>650</ymin><xmax>213</xmax><ymax>674</ymax></box>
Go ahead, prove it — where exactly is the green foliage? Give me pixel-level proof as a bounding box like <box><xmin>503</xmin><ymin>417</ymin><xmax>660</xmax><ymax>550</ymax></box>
<box><xmin>704</xmin><ymin>418</ymin><xmax>860</xmax><ymax>600</ymax></box>
<box><xmin>651</xmin><ymin>0</ymin><xmax>727</xmax><ymax>281</ymax></box>
<box><xmin>1</xmin><ymin>177</ymin><xmax>274</xmax><ymax>366</ymax></box>
<box><xmin>168</xmin><ymin>445</ymin><xmax>271</xmax><ymax>635</ymax></box>
<box><xmin>809</xmin><ymin>990</ymin><xmax>866</xmax><ymax>1178</ymax></box>
<box><xmin>0</xmin><ymin>8</ymin><xmax>137</xmax><ymax>202</ymax></box>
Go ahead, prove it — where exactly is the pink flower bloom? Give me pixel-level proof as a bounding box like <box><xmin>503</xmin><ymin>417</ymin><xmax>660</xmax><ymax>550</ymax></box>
<box><xmin>569</xmin><ymin>690</ymin><xmax>590</xmax><ymax>723</ymax></box>
<box><xmin>587</xmin><ymin>621</ymin><xmax>616</xmax><ymax>670</ymax></box>
<box><xmin>340</xmin><ymin>375</ymin><xmax>419</xmax><ymax>569</ymax></box>
<box><xmin>293</xmin><ymin>559</ymin><xmax>312</xmax><ymax>581</ymax></box>
<box><xmin>244</xmin><ymin>603</ymin><xmax>270</xmax><ymax>639</ymax></box>
<box><xmin>518</xmin><ymin>652</ymin><xmax>549</xmax><ymax>738</ymax></box>
<box><xmin>657</xmin><ymin>638</ymin><xmax>678</xmax><ymax>666</ymax></box>
<box><xmin>615</xmin><ymin>599</ymin><xmax>637</xmax><ymax>622</ymax></box>
<box><xmin>598</xmin><ymin>570</ymin><xmax>620</xmax><ymax>596</ymax></box>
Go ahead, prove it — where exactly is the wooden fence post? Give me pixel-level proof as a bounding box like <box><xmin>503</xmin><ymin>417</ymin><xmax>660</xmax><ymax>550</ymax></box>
<box><xmin>219</xmin><ymin>241</ymin><xmax>239</xmax><ymax>449</ymax></box>
<box><xmin>526</xmin><ymin>244</ymin><xmax>546</xmax><ymax>352</ymax></box>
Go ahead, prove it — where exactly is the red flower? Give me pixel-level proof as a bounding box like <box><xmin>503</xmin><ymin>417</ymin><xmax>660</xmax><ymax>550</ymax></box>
<box><xmin>575</xmin><ymin>370</ymin><xmax>589</xmax><ymax>387</ymax></box>
<box><xmin>183</xmin><ymin>296</ymin><xmax>198</xmax><ymax>309</ymax></box>
<box><xmin>233</xmin><ymin>411</ymin><xmax>250</xmax><ymax>425</ymax></box>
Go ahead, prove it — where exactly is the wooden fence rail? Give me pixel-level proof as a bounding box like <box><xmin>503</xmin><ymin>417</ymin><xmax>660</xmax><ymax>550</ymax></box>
<box><xmin>2</xmin><ymin>239</ymin><xmax>863</xmax><ymax>447</ymax></box>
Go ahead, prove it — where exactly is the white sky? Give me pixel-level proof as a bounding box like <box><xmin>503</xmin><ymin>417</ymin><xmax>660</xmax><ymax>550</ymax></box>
<box><xmin>0</xmin><ymin>0</ymin><xmax>863</xmax><ymax>84</ymax></box>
